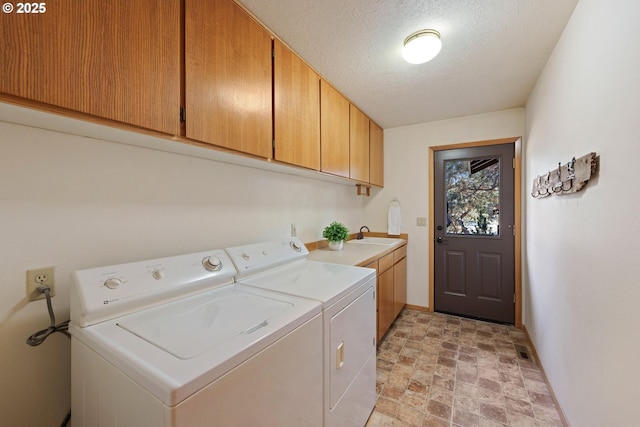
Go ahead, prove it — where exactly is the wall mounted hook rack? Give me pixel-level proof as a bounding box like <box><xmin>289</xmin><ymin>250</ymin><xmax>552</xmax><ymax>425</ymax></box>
<box><xmin>531</xmin><ymin>152</ymin><xmax>598</xmax><ymax>198</ymax></box>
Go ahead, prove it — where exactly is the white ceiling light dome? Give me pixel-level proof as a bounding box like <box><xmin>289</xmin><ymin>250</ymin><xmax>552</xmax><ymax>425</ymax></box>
<box><xmin>402</xmin><ymin>29</ymin><xmax>442</xmax><ymax>64</ymax></box>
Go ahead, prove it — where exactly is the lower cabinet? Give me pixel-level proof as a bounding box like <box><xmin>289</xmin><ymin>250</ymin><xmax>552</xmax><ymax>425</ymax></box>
<box><xmin>393</xmin><ymin>253</ymin><xmax>407</xmax><ymax>319</ymax></box>
<box><xmin>366</xmin><ymin>244</ymin><xmax>407</xmax><ymax>342</ymax></box>
<box><xmin>377</xmin><ymin>268</ymin><xmax>395</xmax><ymax>341</ymax></box>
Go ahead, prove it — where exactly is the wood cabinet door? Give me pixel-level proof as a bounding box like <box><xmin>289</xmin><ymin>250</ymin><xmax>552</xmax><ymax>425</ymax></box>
<box><xmin>369</xmin><ymin>121</ymin><xmax>384</xmax><ymax>187</ymax></box>
<box><xmin>320</xmin><ymin>80</ymin><xmax>350</xmax><ymax>177</ymax></box>
<box><xmin>377</xmin><ymin>268</ymin><xmax>394</xmax><ymax>341</ymax></box>
<box><xmin>349</xmin><ymin>104</ymin><xmax>370</xmax><ymax>182</ymax></box>
<box><xmin>0</xmin><ymin>0</ymin><xmax>181</xmax><ymax>135</ymax></box>
<box><xmin>274</xmin><ymin>40</ymin><xmax>320</xmax><ymax>170</ymax></box>
<box><xmin>393</xmin><ymin>257</ymin><xmax>407</xmax><ymax>318</ymax></box>
<box><xmin>185</xmin><ymin>0</ymin><xmax>272</xmax><ymax>158</ymax></box>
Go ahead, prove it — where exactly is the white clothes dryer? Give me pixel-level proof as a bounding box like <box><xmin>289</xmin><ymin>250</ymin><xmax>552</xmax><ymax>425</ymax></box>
<box><xmin>226</xmin><ymin>239</ymin><xmax>377</xmax><ymax>427</ymax></box>
<box><xmin>69</xmin><ymin>248</ymin><xmax>323</xmax><ymax>427</ymax></box>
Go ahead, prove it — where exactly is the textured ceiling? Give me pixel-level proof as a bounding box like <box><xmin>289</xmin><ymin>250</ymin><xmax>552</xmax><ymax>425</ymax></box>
<box><xmin>236</xmin><ymin>0</ymin><xmax>579</xmax><ymax>129</ymax></box>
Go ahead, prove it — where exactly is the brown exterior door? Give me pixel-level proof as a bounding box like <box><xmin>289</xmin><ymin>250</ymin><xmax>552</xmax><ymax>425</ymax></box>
<box><xmin>434</xmin><ymin>143</ymin><xmax>515</xmax><ymax>324</ymax></box>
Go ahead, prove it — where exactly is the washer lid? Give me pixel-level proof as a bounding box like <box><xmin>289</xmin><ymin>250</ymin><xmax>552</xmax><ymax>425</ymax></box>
<box><xmin>118</xmin><ymin>290</ymin><xmax>292</xmax><ymax>359</ymax></box>
<box><xmin>70</xmin><ymin>284</ymin><xmax>321</xmax><ymax>406</ymax></box>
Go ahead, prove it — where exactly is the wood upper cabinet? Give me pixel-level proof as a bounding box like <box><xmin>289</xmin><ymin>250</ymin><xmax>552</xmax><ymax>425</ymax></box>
<box><xmin>0</xmin><ymin>0</ymin><xmax>181</xmax><ymax>135</ymax></box>
<box><xmin>349</xmin><ymin>104</ymin><xmax>370</xmax><ymax>182</ymax></box>
<box><xmin>369</xmin><ymin>121</ymin><xmax>384</xmax><ymax>187</ymax></box>
<box><xmin>185</xmin><ymin>0</ymin><xmax>272</xmax><ymax>158</ymax></box>
<box><xmin>320</xmin><ymin>80</ymin><xmax>350</xmax><ymax>177</ymax></box>
<box><xmin>274</xmin><ymin>40</ymin><xmax>320</xmax><ymax>170</ymax></box>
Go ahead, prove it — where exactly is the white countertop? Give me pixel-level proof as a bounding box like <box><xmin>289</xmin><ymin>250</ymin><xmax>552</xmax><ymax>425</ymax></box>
<box><xmin>307</xmin><ymin>238</ymin><xmax>406</xmax><ymax>267</ymax></box>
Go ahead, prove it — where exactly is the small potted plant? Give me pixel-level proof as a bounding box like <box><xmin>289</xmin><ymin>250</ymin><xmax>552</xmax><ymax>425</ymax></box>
<box><xmin>323</xmin><ymin>221</ymin><xmax>349</xmax><ymax>251</ymax></box>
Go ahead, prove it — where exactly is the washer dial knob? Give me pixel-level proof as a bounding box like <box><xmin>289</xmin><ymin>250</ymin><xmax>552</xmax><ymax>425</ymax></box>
<box><xmin>203</xmin><ymin>256</ymin><xmax>222</xmax><ymax>272</ymax></box>
<box><xmin>152</xmin><ymin>269</ymin><xmax>164</xmax><ymax>280</ymax></box>
<box><xmin>104</xmin><ymin>278</ymin><xmax>122</xmax><ymax>289</ymax></box>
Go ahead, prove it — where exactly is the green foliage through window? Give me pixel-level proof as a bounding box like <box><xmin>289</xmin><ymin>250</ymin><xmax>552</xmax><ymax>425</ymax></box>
<box><xmin>445</xmin><ymin>158</ymin><xmax>500</xmax><ymax>235</ymax></box>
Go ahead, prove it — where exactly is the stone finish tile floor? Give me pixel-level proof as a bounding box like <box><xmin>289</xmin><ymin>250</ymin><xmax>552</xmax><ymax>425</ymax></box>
<box><xmin>366</xmin><ymin>309</ymin><xmax>565</xmax><ymax>427</ymax></box>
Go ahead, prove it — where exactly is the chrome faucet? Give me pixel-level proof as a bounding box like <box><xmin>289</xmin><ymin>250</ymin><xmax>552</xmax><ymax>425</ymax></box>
<box><xmin>357</xmin><ymin>226</ymin><xmax>370</xmax><ymax>240</ymax></box>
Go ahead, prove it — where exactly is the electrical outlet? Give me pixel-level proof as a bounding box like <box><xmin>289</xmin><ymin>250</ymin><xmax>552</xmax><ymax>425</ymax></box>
<box><xmin>416</xmin><ymin>217</ymin><xmax>427</xmax><ymax>227</ymax></box>
<box><xmin>26</xmin><ymin>266</ymin><xmax>55</xmax><ymax>301</ymax></box>
<box><xmin>291</xmin><ymin>223</ymin><xmax>297</xmax><ymax>237</ymax></box>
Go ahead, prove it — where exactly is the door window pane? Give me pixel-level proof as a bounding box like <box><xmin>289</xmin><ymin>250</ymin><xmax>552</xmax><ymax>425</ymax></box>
<box><xmin>445</xmin><ymin>158</ymin><xmax>500</xmax><ymax>235</ymax></box>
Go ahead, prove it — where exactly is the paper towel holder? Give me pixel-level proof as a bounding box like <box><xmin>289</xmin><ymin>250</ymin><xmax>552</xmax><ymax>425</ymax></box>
<box><xmin>356</xmin><ymin>184</ymin><xmax>371</xmax><ymax>196</ymax></box>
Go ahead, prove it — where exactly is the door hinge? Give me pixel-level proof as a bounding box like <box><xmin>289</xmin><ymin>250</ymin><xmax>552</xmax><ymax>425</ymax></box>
<box><xmin>180</xmin><ymin>107</ymin><xmax>186</xmax><ymax>123</ymax></box>
<box><xmin>514</xmin><ymin>294</ymin><xmax>516</xmax><ymax>303</ymax></box>
<box><xmin>512</xmin><ymin>158</ymin><xmax>516</xmax><ymax>169</ymax></box>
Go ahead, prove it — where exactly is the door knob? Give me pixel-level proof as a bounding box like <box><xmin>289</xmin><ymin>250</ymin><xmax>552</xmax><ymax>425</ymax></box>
<box><xmin>436</xmin><ymin>236</ymin><xmax>443</xmax><ymax>244</ymax></box>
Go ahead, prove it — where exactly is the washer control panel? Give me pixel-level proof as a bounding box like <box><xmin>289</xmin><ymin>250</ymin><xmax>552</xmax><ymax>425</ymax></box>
<box><xmin>71</xmin><ymin>249</ymin><xmax>236</xmax><ymax>327</ymax></box>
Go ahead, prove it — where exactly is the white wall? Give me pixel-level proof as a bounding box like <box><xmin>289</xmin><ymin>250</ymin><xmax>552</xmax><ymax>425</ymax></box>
<box><xmin>0</xmin><ymin>120</ymin><xmax>364</xmax><ymax>426</ymax></box>
<box><xmin>363</xmin><ymin>108</ymin><xmax>525</xmax><ymax>308</ymax></box>
<box><xmin>524</xmin><ymin>0</ymin><xmax>640</xmax><ymax>425</ymax></box>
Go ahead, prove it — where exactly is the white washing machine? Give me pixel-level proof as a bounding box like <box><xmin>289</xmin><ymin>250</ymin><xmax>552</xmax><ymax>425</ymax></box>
<box><xmin>226</xmin><ymin>239</ymin><xmax>377</xmax><ymax>427</ymax></box>
<box><xmin>69</xmin><ymin>248</ymin><xmax>323</xmax><ymax>427</ymax></box>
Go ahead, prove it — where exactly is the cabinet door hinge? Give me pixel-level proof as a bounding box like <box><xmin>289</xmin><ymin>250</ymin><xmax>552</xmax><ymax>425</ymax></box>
<box><xmin>512</xmin><ymin>158</ymin><xmax>516</xmax><ymax>169</ymax></box>
<box><xmin>180</xmin><ymin>107</ymin><xmax>186</xmax><ymax>123</ymax></box>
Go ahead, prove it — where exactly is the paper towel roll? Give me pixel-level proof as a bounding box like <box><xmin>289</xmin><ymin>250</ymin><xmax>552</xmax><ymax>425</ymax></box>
<box><xmin>388</xmin><ymin>199</ymin><xmax>401</xmax><ymax>235</ymax></box>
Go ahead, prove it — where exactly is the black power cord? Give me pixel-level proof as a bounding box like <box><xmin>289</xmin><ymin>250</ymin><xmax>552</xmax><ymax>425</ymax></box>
<box><xmin>26</xmin><ymin>286</ymin><xmax>70</xmax><ymax>345</ymax></box>
<box><xmin>26</xmin><ymin>285</ymin><xmax>72</xmax><ymax>427</ymax></box>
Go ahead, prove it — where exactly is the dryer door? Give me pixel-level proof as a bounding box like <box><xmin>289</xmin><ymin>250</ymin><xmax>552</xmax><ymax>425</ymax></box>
<box><xmin>329</xmin><ymin>284</ymin><xmax>376</xmax><ymax>408</ymax></box>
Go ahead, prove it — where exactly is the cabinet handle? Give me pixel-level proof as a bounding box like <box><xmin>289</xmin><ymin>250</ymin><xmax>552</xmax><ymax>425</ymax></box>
<box><xmin>336</xmin><ymin>342</ymin><xmax>344</xmax><ymax>369</ymax></box>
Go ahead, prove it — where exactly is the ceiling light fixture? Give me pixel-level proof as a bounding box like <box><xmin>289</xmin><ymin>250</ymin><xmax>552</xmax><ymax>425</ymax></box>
<box><xmin>402</xmin><ymin>29</ymin><xmax>442</xmax><ymax>64</ymax></box>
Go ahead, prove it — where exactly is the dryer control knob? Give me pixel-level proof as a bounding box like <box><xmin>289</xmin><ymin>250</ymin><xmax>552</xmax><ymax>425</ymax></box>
<box><xmin>290</xmin><ymin>241</ymin><xmax>302</xmax><ymax>252</ymax></box>
<box><xmin>152</xmin><ymin>269</ymin><xmax>164</xmax><ymax>280</ymax></box>
<box><xmin>203</xmin><ymin>256</ymin><xmax>222</xmax><ymax>272</ymax></box>
<box><xmin>104</xmin><ymin>278</ymin><xmax>122</xmax><ymax>289</ymax></box>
